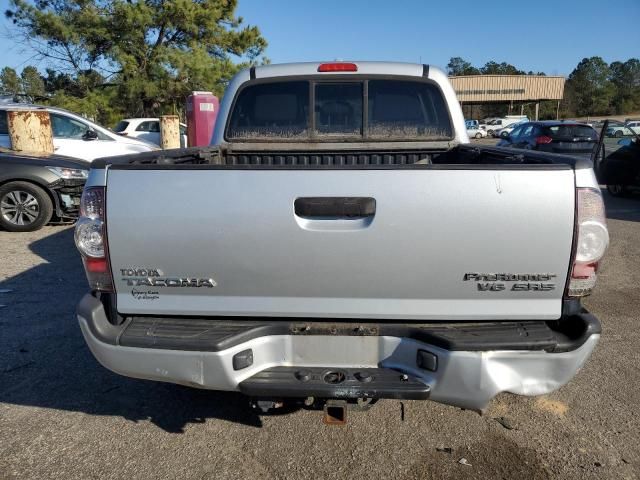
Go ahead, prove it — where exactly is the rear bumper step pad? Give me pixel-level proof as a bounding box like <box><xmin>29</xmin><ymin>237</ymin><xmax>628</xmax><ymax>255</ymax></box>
<box><xmin>238</xmin><ymin>367</ymin><xmax>430</xmax><ymax>400</ymax></box>
<box><xmin>109</xmin><ymin>312</ymin><xmax>600</xmax><ymax>354</ymax></box>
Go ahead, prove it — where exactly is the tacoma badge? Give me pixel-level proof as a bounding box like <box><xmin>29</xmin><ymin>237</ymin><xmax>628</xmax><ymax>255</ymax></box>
<box><xmin>121</xmin><ymin>267</ymin><xmax>217</xmax><ymax>288</ymax></box>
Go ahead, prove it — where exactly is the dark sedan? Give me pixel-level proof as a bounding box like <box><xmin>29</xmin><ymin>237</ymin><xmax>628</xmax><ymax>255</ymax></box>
<box><xmin>496</xmin><ymin>121</ymin><xmax>601</xmax><ymax>159</ymax></box>
<box><xmin>0</xmin><ymin>149</ymin><xmax>87</xmax><ymax>231</ymax></box>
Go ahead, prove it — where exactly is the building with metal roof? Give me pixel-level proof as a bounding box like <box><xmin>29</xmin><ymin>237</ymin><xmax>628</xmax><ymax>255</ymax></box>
<box><xmin>449</xmin><ymin>75</ymin><xmax>565</xmax><ymax>120</ymax></box>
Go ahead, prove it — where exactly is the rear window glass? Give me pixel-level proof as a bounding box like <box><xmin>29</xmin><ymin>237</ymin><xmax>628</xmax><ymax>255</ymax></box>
<box><xmin>368</xmin><ymin>80</ymin><xmax>452</xmax><ymax>139</ymax></box>
<box><xmin>136</xmin><ymin>121</ymin><xmax>160</xmax><ymax>132</ymax></box>
<box><xmin>226</xmin><ymin>79</ymin><xmax>452</xmax><ymax>141</ymax></box>
<box><xmin>227</xmin><ymin>81</ymin><xmax>309</xmax><ymax>140</ymax></box>
<box><xmin>545</xmin><ymin>125</ymin><xmax>597</xmax><ymax>139</ymax></box>
<box><xmin>315</xmin><ymin>83</ymin><xmax>362</xmax><ymax>137</ymax></box>
<box><xmin>113</xmin><ymin>121</ymin><xmax>129</xmax><ymax>133</ymax></box>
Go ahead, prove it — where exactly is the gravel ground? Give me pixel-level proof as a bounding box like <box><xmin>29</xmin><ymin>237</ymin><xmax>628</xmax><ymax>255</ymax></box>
<box><xmin>0</xmin><ymin>191</ymin><xmax>639</xmax><ymax>480</ymax></box>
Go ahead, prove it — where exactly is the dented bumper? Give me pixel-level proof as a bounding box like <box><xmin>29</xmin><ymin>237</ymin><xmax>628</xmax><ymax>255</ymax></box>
<box><xmin>77</xmin><ymin>293</ymin><xmax>600</xmax><ymax>411</ymax></box>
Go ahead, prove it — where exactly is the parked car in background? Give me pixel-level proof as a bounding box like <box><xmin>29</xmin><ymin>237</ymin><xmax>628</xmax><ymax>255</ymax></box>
<box><xmin>606</xmin><ymin>121</ymin><xmax>640</xmax><ymax>138</ymax></box>
<box><xmin>495</xmin><ymin>120</ymin><xmax>528</xmax><ymax>138</ymax></box>
<box><xmin>0</xmin><ymin>148</ymin><xmax>87</xmax><ymax>231</ymax></box>
<box><xmin>484</xmin><ymin>116</ymin><xmax>529</xmax><ymax>137</ymax></box>
<box><xmin>496</xmin><ymin>121</ymin><xmax>601</xmax><ymax>160</ymax></box>
<box><xmin>467</xmin><ymin>126</ymin><xmax>487</xmax><ymax>138</ymax></box>
<box><xmin>114</xmin><ymin>118</ymin><xmax>188</xmax><ymax>148</ymax></box>
<box><xmin>0</xmin><ymin>105</ymin><xmax>159</xmax><ymax>162</ymax></box>
<box><xmin>599</xmin><ymin>135</ymin><xmax>640</xmax><ymax>197</ymax></box>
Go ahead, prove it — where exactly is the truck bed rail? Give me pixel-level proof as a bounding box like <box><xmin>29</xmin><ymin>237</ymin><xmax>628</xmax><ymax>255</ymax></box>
<box><xmin>95</xmin><ymin>144</ymin><xmax>587</xmax><ymax>169</ymax></box>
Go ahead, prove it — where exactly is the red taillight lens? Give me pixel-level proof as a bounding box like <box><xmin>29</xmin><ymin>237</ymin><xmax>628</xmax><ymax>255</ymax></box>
<box><xmin>535</xmin><ymin>136</ymin><xmax>553</xmax><ymax>144</ymax></box>
<box><xmin>85</xmin><ymin>257</ymin><xmax>109</xmax><ymax>273</ymax></box>
<box><xmin>75</xmin><ymin>186</ymin><xmax>113</xmax><ymax>292</ymax></box>
<box><xmin>317</xmin><ymin>62</ymin><xmax>358</xmax><ymax>72</ymax></box>
<box><xmin>567</xmin><ymin>188</ymin><xmax>609</xmax><ymax>297</ymax></box>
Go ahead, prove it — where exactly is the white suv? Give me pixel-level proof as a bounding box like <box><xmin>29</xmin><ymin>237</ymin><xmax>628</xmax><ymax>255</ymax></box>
<box><xmin>114</xmin><ymin>118</ymin><xmax>187</xmax><ymax>147</ymax></box>
<box><xmin>0</xmin><ymin>105</ymin><xmax>159</xmax><ymax>162</ymax></box>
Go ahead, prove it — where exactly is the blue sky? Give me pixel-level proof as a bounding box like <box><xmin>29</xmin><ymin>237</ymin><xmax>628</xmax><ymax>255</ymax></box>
<box><xmin>1</xmin><ymin>0</ymin><xmax>639</xmax><ymax>76</ymax></box>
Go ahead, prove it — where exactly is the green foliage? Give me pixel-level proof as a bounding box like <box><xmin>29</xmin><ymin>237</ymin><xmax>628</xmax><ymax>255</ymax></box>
<box><xmin>5</xmin><ymin>0</ymin><xmax>267</xmax><ymax>121</ymax></box>
<box><xmin>20</xmin><ymin>66</ymin><xmax>45</xmax><ymax>99</ymax></box>
<box><xmin>446</xmin><ymin>57</ymin><xmax>479</xmax><ymax>76</ymax></box>
<box><xmin>480</xmin><ymin>61</ymin><xmax>524</xmax><ymax>75</ymax></box>
<box><xmin>448</xmin><ymin>57</ymin><xmax>533</xmax><ymax>76</ymax></box>
<box><xmin>609</xmin><ymin>59</ymin><xmax>640</xmax><ymax>114</ymax></box>
<box><xmin>565</xmin><ymin>57</ymin><xmax>615</xmax><ymax>116</ymax></box>
<box><xmin>0</xmin><ymin>67</ymin><xmax>21</xmax><ymax>96</ymax></box>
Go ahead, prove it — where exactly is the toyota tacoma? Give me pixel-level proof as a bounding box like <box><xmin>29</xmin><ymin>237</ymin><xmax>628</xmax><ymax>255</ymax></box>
<box><xmin>74</xmin><ymin>62</ymin><xmax>608</xmax><ymax>421</ymax></box>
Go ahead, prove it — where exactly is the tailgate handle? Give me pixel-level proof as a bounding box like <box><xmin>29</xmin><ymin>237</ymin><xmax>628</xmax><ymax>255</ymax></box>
<box><xmin>295</xmin><ymin>197</ymin><xmax>376</xmax><ymax>218</ymax></box>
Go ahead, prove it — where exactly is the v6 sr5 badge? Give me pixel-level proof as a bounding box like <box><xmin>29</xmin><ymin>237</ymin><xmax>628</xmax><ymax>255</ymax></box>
<box><xmin>464</xmin><ymin>272</ymin><xmax>556</xmax><ymax>292</ymax></box>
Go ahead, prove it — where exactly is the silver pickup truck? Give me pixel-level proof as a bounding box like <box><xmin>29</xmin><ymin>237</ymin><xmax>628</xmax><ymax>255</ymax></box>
<box><xmin>74</xmin><ymin>62</ymin><xmax>608</xmax><ymax>421</ymax></box>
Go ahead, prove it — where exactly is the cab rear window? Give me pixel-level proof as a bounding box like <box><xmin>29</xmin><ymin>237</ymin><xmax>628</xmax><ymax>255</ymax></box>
<box><xmin>367</xmin><ymin>80</ymin><xmax>451</xmax><ymax>139</ymax></box>
<box><xmin>227</xmin><ymin>81</ymin><xmax>309</xmax><ymax>140</ymax></box>
<box><xmin>226</xmin><ymin>78</ymin><xmax>452</xmax><ymax>141</ymax></box>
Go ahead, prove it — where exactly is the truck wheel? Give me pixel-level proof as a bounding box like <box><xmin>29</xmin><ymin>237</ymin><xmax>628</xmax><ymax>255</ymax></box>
<box><xmin>475</xmin><ymin>133</ymin><xmax>483</xmax><ymax>139</ymax></box>
<box><xmin>0</xmin><ymin>181</ymin><xmax>53</xmax><ymax>232</ymax></box>
<box><xmin>607</xmin><ymin>184</ymin><xmax>627</xmax><ymax>197</ymax></box>
<box><xmin>487</xmin><ymin>130</ymin><xmax>494</xmax><ymax>137</ymax></box>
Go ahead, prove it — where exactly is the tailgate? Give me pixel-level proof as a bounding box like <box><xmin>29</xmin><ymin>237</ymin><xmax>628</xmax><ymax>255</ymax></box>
<box><xmin>106</xmin><ymin>167</ymin><xmax>575</xmax><ymax>320</ymax></box>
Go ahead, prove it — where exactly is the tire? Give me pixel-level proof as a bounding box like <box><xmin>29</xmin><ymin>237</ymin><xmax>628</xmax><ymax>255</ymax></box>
<box><xmin>615</xmin><ymin>130</ymin><xmax>623</xmax><ymax>138</ymax></box>
<box><xmin>475</xmin><ymin>133</ymin><xmax>483</xmax><ymax>139</ymax></box>
<box><xmin>0</xmin><ymin>181</ymin><xmax>53</xmax><ymax>232</ymax></box>
<box><xmin>607</xmin><ymin>184</ymin><xmax>627</xmax><ymax>197</ymax></box>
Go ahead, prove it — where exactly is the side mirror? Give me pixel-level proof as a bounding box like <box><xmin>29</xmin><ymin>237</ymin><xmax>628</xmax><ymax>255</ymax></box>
<box><xmin>83</xmin><ymin>130</ymin><xmax>98</xmax><ymax>141</ymax></box>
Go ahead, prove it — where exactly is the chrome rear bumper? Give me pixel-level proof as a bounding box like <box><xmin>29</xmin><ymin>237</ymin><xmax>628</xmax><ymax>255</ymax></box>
<box><xmin>77</xmin><ymin>294</ymin><xmax>599</xmax><ymax>411</ymax></box>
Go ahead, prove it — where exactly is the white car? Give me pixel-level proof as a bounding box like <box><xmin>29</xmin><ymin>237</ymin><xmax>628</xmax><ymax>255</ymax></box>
<box><xmin>606</xmin><ymin>121</ymin><xmax>640</xmax><ymax>138</ymax></box>
<box><xmin>114</xmin><ymin>118</ymin><xmax>188</xmax><ymax>148</ymax></box>
<box><xmin>485</xmin><ymin>117</ymin><xmax>529</xmax><ymax>137</ymax></box>
<box><xmin>495</xmin><ymin>121</ymin><xmax>528</xmax><ymax>139</ymax></box>
<box><xmin>0</xmin><ymin>104</ymin><xmax>159</xmax><ymax>162</ymax></box>
<box><xmin>467</xmin><ymin>126</ymin><xmax>487</xmax><ymax>139</ymax></box>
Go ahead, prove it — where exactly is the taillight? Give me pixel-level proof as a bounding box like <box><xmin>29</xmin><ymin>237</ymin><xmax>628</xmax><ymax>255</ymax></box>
<box><xmin>567</xmin><ymin>188</ymin><xmax>609</xmax><ymax>297</ymax></box>
<box><xmin>317</xmin><ymin>62</ymin><xmax>358</xmax><ymax>72</ymax></box>
<box><xmin>74</xmin><ymin>187</ymin><xmax>113</xmax><ymax>291</ymax></box>
<box><xmin>535</xmin><ymin>136</ymin><xmax>553</xmax><ymax>144</ymax></box>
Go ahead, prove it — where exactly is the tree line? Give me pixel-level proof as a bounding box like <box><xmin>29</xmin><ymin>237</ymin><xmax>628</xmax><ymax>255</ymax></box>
<box><xmin>447</xmin><ymin>56</ymin><xmax>640</xmax><ymax>119</ymax></box>
<box><xmin>0</xmin><ymin>0</ymin><xmax>267</xmax><ymax>126</ymax></box>
<box><xmin>0</xmin><ymin>0</ymin><xmax>637</xmax><ymax>128</ymax></box>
